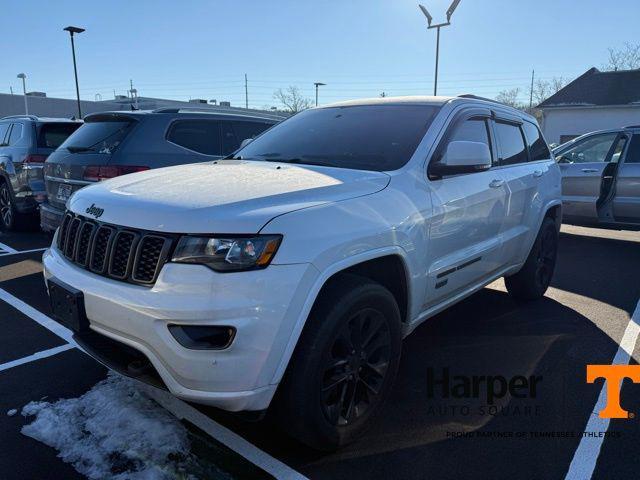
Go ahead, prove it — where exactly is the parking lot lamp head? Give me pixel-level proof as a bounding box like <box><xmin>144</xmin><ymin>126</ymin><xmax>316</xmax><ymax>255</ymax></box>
<box><xmin>417</xmin><ymin>1</ymin><xmax>462</xmax><ymax>96</ymax></box>
<box><xmin>63</xmin><ymin>26</ymin><xmax>85</xmax><ymax>119</ymax></box>
<box><xmin>16</xmin><ymin>73</ymin><xmax>28</xmax><ymax>115</ymax></box>
<box><xmin>314</xmin><ymin>82</ymin><xmax>326</xmax><ymax>107</ymax></box>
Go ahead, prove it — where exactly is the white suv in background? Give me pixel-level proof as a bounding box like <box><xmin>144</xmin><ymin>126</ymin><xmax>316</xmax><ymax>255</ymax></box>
<box><xmin>43</xmin><ymin>95</ymin><xmax>561</xmax><ymax>450</ymax></box>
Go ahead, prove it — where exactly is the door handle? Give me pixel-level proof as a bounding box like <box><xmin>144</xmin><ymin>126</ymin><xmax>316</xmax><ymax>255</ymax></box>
<box><xmin>581</xmin><ymin>168</ymin><xmax>598</xmax><ymax>173</ymax></box>
<box><xmin>489</xmin><ymin>179</ymin><xmax>504</xmax><ymax>188</ymax></box>
<box><xmin>533</xmin><ymin>170</ymin><xmax>543</xmax><ymax>177</ymax></box>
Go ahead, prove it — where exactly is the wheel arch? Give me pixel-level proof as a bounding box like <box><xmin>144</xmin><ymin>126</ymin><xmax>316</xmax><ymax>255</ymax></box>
<box><xmin>270</xmin><ymin>247</ymin><xmax>411</xmax><ymax>384</ymax></box>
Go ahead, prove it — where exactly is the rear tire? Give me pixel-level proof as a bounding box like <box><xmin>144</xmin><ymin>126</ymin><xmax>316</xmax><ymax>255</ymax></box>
<box><xmin>274</xmin><ymin>274</ymin><xmax>402</xmax><ymax>451</ymax></box>
<box><xmin>505</xmin><ymin>217</ymin><xmax>558</xmax><ymax>301</ymax></box>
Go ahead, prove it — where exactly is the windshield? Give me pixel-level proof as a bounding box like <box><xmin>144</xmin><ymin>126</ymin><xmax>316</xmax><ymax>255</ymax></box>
<box><xmin>59</xmin><ymin>120</ymin><xmax>133</xmax><ymax>154</ymax></box>
<box><xmin>235</xmin><ymin>104</ymin><xmax>441</xmax><ymax>171</ymax></box>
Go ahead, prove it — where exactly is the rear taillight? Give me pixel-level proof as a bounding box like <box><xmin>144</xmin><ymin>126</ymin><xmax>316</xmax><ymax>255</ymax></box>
<box><xmin>83</xmin><ymin>165</ymin><xmax>150</xmax><ymax>182</ymax></box>
<box><xmin>23</xmin><ymin>154</ymin><xmax>48</xmax><ymax>164</ymax></box>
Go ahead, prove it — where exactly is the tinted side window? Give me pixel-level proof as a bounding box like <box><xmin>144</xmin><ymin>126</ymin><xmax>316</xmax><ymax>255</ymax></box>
<box><xmin>439</xmin><ymin>117</ymin><xmax>492</xmax><ymax>163</ymax></box>
<box><xmin>0</xmin><ymin>124</ymin><xmax>9</xmax><ymax>145</ymax></box>
<box><xmin>38</xmin><ymin>123</ymin><xmax>82</xmax><ymax>148</ymax></box>
<box><xmin>522</xmin><ymin>122</ymin><xmax>551</xmax><ymax>161</ymax></box>
<box><xmin>167</xmin><ymin>120</ymin><xmax>222</xmax><ymax>156</ymax></box>
<box><xmin>495</xmin><ymin>122</ymin><xmax>527</xmax><ymax>166</ymax></box>
<box><xmin>8</xmin><ymin>124</ymin><xmax>23</xmax><ymax>145</ymax></box>
<box><xmin>555</xmin><ymin>133</ymin><xmax>618</xmax><ymax>164</ymax></box>
<box><xmin>624</xmin><ymin>135</ymin><xmax>640</xmax><ymax>163</ymax></box>
<box><xmin>233</xmin><ymin>121</ymin><xmax>271</xmax><ymax>144</ymax></box>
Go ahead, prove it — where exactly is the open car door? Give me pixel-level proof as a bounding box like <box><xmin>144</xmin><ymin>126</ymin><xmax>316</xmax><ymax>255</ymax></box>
<box><xmin>612</xmin><ymin>133</ymin><xmax>640</xmax><ymax>225</ymax></box>
<box><xmin>556</xmin><ymin>132</ymin><xmax>628</xmax><ymax>223</ymax></box>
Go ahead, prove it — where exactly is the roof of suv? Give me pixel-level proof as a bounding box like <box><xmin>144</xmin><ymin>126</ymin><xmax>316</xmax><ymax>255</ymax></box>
<box><xmin>321</xmin><ymin>95</ymin><xmax>537</xmax><ymax>123</ymax></box>
<box><xmin>83</xmin><ymin>109</ymin><xmax>283</xmax><ymax>123</ymax></box>
<box><xmin>0</xmin><ymin>115</ymin><xmax>81</xmax><ymax>124</ymax></box>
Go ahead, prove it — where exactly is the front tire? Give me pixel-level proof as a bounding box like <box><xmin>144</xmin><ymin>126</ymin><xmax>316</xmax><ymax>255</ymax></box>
<box><xmin>275</xmin><ymin>274</ymin><xmax>402</xmax><ymax>451</ymax></box>
<box><xmin>505</xmin><ymin>217</ymin><xmax>558</xmax><ymax>301</ymax></box>
<box><xmin>0</xmin><ymin>182</ymin><xmax>17</xmax><ymax>231</ymax></box>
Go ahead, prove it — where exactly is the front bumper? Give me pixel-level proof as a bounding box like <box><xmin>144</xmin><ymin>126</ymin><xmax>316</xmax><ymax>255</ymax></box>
<box><xmin>43</xmin><ymin>246</ymin><xmax>318</xmax><ymax>411</ymax></box>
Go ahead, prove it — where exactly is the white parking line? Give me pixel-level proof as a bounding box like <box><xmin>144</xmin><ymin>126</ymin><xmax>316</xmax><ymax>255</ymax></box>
<box><xmin>564</xmin><ymin>299</ymin><xmax>640</xmax><ymax>480</ymax></box>
<box><xmin>0</xmin><ymin>247</ymin><xmax>48</xmax><ymax>257</ymax></box>
<box><xmin>146</xmin><ymin>386</ymin><xmax>309</xmax><ymax>480</ymax></box>
<box><xmin>0</xmin><ymin>242</ymin><xmax>18</xmax><ymax>254</ymax></box>
<box><xmin>0</xmin><ymin>287</ymin><xmax>76</xmax><ymax>345</ymax></box>
<box><xmin>0</xmin><ymin>286</ymin><xmax>308</xmax><ymax>480</ymax></box>
<box><xmin>0</xmin><ymin>344</ymin><xmax>74</xmax><ymax>372</ymax></box>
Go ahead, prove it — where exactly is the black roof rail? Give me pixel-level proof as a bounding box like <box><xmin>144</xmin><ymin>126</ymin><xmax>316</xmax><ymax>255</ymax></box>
<box><xmin>1</xmin><ymin>114</ymin><xmax>39</xmax><ymax>121</ymax></box>
<box><xmin>151</xmin><ymin>106</ymin><xmax>285</xmax><ymax>120</ymax></box>
<box><xmin>456</xmin><ymin>94</ymin><xmax>508</xmax><ymax>106</ymax></box>
<box><xmin>624</xmin><ymin>124</ymin><xmax>640</xmax><ymax>129</ymax></box>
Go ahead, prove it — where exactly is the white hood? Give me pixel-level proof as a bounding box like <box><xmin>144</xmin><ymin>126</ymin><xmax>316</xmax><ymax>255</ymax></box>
<box><xmin>68</xmin><ymin>160</ymin><xmax>390</xmax><ymax>233</ymax></box>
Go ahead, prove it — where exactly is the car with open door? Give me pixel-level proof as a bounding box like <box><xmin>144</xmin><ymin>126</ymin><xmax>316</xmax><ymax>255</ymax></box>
<box><xmin>553</xmin><ymin>126</ymin><xmax>640</xmax><ymax>229</ymax></box>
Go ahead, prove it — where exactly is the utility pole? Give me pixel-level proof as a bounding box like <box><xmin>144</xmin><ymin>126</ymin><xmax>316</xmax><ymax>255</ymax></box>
<box><xmin>529</xmin><ymin>69</ymin><xmax>535</xmax><ymax>110</ymax></box>
<box><xmin>314</xmin><ymin>82</ymin><xmax>326</xmax><ymax>106</ymax></box>
<box><xmin>63</xmin><ymin>26</ymin><xmax>85</xmax><ymax>118</ymax></box>
<box><xmin>418</xmin><ymin>1</ymin><xmax>462</xmax><ymax>96</ymax></box>
<box><xmin>245</xmin><ymin>74</ymin><xmax>248</xmax><ymax>109</ymax></box>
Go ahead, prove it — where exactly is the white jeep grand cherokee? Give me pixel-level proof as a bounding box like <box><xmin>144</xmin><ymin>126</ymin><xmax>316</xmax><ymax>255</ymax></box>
<box><xmin>44</xmin><ymin>96</ymin><xmax>561</xmax><ymax>450</ymax></box>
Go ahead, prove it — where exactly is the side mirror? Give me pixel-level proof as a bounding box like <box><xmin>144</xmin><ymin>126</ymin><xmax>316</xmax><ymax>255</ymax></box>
<box><xmin>239</xmin><ymin>138</ymin><xmax>254</xmax><ymax>149</ymax></box>
<box><xmin>430</xmin><ymin>140</ymin><xmax>492</xmax><ymax>178</ymax></box>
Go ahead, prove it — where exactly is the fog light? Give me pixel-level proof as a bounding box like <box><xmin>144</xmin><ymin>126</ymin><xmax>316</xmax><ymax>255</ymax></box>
<box><xmin>168</xmin><ymin>325</ymin><xmax>236</xmax><ymax>350</ymax></box>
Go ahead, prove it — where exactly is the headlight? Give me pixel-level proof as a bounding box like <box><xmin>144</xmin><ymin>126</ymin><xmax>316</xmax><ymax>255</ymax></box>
<box><xmin>171</xmin><ymin>235</ymin><xmax>282</xmax><ymax>272</ymax></box>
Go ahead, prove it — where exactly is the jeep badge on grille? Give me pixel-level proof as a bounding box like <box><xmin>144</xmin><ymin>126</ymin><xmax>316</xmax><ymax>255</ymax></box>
<box><xmin>85</xmin><ymin>204</ymin><xmax>104</xmax><ymax>219</ymax></box>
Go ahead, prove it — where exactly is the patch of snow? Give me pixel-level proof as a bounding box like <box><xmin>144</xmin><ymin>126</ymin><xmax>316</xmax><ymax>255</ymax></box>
<box><xmin>20</xmin><ymin>373</ymin><xmax>231</xmax><ymax>480</ymax></box>
<box><xmin>6</xmin><ymin>409</ymin><xmax>17</xmax><ymax>416</ymax></box>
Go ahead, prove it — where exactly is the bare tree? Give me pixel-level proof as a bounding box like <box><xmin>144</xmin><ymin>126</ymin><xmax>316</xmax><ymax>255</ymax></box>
<box><xmin>604</xmin><ymin>42</ymin><xmax>640</xmax><ymax>71</ymax></box>
<box><xmin>532</xmin><ymin>76</ymin><xmax>568</xmax><ymax>105</ymax></box>
<box><xmin>495</xmin><ymin>88</ymin><xmax>524</xmax><ymax>109</ymax></box>
<box><xmin>273</xmin><ymin>86</ymin><xmax>313</xmax><ymax>113</ymax></box>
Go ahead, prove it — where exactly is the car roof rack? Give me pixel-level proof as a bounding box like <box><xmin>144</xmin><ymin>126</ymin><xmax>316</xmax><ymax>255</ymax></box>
<box><xmin>1</xmin><ymin>114</ymin><xmax>39</xmax><ymax>121</ymax></box>
<box><xmin>456</xmin><ymin>94</ymin><xmax>507</xmax><ymax>106</ymax></box>
<box><xmin>151</xmin><ymin>106</ymin><xmax>284</xmax><ymax>120</ymax></box>
<box><xmin>624</xmin><ymin>124</ymin><xmax>640</xmax><ymax>129</ymax></box>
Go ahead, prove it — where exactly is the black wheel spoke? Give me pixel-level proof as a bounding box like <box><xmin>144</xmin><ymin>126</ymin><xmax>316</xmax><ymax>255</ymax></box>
<box><xmin>320</xmin><ymin>307</ymin><xmax>393</xmax><ymax>426</ymax></box>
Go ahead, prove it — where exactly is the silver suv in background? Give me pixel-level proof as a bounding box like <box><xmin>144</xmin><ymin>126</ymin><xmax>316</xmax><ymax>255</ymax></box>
<box><xmin>40</xmin><ymin>108</ymin><xmax>281</xmax><ymax>231</ymax></box>
<box><xmin>554</xmin><ymin>125</ymin><xmax>640</xmax><ymax>229</ymax></box>
<box><xmin>0</xmin><ymin>115</ymin><xmax>81</xmax><ymax>230</ymax></box>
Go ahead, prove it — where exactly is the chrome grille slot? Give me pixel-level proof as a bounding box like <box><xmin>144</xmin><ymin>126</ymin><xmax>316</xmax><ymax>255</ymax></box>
<box><xmin>55</xmin><ymin>211</ymin><xmax>174</xmax><ymax>286</ymax></box>
<box><xmin>108</xmin><ymin>231</ymin><xmax>140</xmax><ymax>279</ymax></box>
<box><xmin>132</xmin><ymin>235</ymin><xmax>170</xmax><ymax>284</ymax></box>
<box><xmin>90</xmin><ymin>226</ymin><xmax>115</xmax><ymax>274</ymax></box>
<box><xmin>65</xmin><ymin>217</ymin><xmax>81</xmax><ymax>259</ymax></box>
<box><xmin>76</xmin><ymin>221</ymin><xmax>96</xmax><ymax>266</ymax></box>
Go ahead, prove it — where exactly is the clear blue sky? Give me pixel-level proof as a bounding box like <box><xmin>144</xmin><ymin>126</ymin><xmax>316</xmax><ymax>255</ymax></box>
<box><xmin>2</xmin><ymin>0</ymin><xmax>639</xmax><ymax>109</ymax></box>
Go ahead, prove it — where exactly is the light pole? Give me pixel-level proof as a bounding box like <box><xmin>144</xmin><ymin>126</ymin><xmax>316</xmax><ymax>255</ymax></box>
<box><xmin>418</xmin><ymin>0</ymin><xmax>461</xmax><ymax>96</ymax></box>
<box><xmin>314</xmin><ymin>82</ymin><xmax>326</xmax><ymax>107</ymax></box>
<box><xmin>16</xmin><ymin>73</ymin><xmax>28</xmax><ymax>115</ymax></box>
<box><xmin>63</xmin><ymin>26</ymin><xmax>85</xmax><ymax>118</ymax></box>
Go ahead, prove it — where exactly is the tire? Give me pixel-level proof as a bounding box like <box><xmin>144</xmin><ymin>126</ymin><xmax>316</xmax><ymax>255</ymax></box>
<box><xmin>274</xmin><ymin>273</ymin><xmax>402</xmax><ymax>451</ymax></box>
<box><xmin>505</xmin><ymin>217</ymin><xmax>558</xmax><ymax>301</ymax></box>
<box><xmin>0</xmin><ymin>181</ymin><xmax>17</xmax><ymax>231</ymax></box>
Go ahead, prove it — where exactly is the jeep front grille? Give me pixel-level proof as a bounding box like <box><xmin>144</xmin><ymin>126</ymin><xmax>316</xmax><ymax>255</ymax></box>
<box><xmin>56</xmin><ymin>212</ymin><xmax>174</xmax><ymax>286</ymax></box>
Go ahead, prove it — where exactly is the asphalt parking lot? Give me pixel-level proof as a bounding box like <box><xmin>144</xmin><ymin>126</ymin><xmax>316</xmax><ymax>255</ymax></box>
<box><xmin>1</xmin><ymin>224</ymin><xmax>639</xmax><ymax>480</ymax></box>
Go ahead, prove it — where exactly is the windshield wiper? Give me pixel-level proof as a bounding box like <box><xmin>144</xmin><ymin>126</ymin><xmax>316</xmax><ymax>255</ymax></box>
<box><xmin>65</xmin><ymin>145</ymin><xmax>94</xmax><ymax>153</ymax></box>
<box><xmin>263</xmin><ymin>158</ymin><xmax>329</xmax><ymax>167</ymax></box>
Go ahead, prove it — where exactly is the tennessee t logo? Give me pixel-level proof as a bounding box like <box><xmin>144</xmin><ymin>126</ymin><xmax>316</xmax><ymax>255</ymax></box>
<box><xmin>587</xmin><ymin>365</ymin><xmax>640</xmax><ymax>419</ymax></box>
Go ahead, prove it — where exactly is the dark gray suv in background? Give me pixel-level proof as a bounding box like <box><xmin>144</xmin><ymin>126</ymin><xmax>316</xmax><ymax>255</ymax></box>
<box><xmin>0</xmin><ymin>115</ymin><xmax>81</xmax><ymax>230</ymax></box>
<box><xmin>40</xmin><ymin>108</ymin><xmax>281</xmax><ymax>231</ymax></box>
